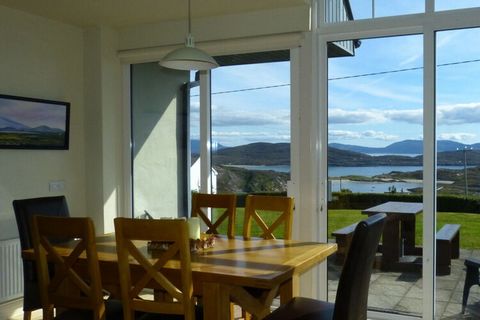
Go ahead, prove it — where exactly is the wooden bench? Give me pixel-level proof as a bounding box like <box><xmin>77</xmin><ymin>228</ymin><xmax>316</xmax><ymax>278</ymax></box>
<box><xmin>332</xmin><ymin>223</ymin><xmax>357</xmax><ymax>265</ymax></box>
<box><xmin>436</xmin><ymin>224</ymin><xmax>460</xmax><ymax>275</ymax></box>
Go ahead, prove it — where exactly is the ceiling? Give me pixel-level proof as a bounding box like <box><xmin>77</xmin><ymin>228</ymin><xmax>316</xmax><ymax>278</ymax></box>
<box><xmin>0</xmin><ymin>0</ymin><xmax>308</xmax><ymax>28</ymax></box>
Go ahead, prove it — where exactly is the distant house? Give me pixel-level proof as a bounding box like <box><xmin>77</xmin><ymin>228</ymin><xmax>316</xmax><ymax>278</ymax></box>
<box><xmin>190</xmin><ymin>157</ymin><xmax>217</xmax><ymax>193</ymax></box>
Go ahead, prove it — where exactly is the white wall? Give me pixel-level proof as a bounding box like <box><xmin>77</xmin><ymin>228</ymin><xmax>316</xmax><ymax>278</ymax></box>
<box><xmin>0</xmin><ymin>6</ymin><xmax>86</xmax><ymax>240</ymax></box>
<box><xmin>117</xmin><ymin>6</ymin><xmax>309</xmax><ymax>53</ymax></box>
<box><xmin>84</xmin><ymin>26</ymin><xmax>124</xmax><ymax>234</ymax></box>
<box><xmin>131</xmin><ymin>63</ymin><xmax>189</xmax><ymax>218</ymax></box>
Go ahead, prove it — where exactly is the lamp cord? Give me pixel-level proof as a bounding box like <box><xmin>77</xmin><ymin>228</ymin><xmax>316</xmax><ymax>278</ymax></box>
<box><xmin>188</xmin><ymin>0</ymin><xmax>191</xmax><ymax>35</ymax></box>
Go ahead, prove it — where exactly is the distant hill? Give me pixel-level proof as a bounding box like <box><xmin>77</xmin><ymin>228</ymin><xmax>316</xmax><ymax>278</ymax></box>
<box><xmin>330</xmin><ymin>139</ymin><xmax>472</xmax><ymax>154</ymax></box>
<box><xmin>212</xmin><ymin>141</ymin><xmax>480</xmax><ymax>166</ymax></box>
<box><xmin>213</xmin><ymin>142</ymin><xmax>290</xmax><ymax>165</ymax></box>
<box><xmin>0</xmin><ymin>116</ymin><xmax>30</xmax><ymax>131</ymax></box>
<box><xmin>0</xmin><ymin>116</ymin><xmax>63</xmax><ymax>133</ymax></box>
<box><xmin>191</xmin><ymin>139</ymin><xmax>225</xmax><ymax>154</ymax></box>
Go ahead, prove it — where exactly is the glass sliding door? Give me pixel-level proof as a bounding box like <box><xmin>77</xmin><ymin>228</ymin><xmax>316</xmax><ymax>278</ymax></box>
<box><xmin>436</xmin><ymin>27</ymin><xmax>480</xmax><ymax>318</ymax></box>
<box><xmin>130</xmin><ymin>63</ymin><xmax>189</xmax><ymax>218</ymax></box>
<box><xmin>210</xmin><ymin>61</ymin><xmax>291</xmax><ymax>195</ymax></box>
<box><xmin>327</xmin><ymin>34</ymin><xmax>424</xmax><ymax>317</ymax></box>
<box><xmin>210</xmin><ymin>61</ymin><xmax>291</xmax><ymax>235</ymax></box>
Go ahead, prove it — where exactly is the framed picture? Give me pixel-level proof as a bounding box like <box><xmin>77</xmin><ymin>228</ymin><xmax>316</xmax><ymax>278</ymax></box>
<box><xmin>0</xmin><ymin>94</ymin><xmax>70</xmax><ymax>150</ymax></box>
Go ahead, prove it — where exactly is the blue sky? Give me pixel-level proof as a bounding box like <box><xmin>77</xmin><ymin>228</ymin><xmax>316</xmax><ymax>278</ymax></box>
<box><xmin>190</xmin><ymin>3</ymin><xmax>480</xmax><ymax>148</ymax></box>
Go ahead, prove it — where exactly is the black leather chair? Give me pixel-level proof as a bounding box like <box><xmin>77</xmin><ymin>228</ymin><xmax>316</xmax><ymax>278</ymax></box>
<box><xmin>462</xmin><ymin>257</ymin><xmax>480</xmax><ymax>314</ymax></box>
<box><xmin>264</xmin><ymin>213</ymin><xmax>386</xmax><ymax>320</ymax></box>
<box><xmin>13</xmin><ymin>196</ymin><xmax>70</xmax><ymax>320</ymax></box>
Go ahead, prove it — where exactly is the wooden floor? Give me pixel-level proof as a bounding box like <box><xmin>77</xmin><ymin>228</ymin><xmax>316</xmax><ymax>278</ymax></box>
<box><xmin>2</xmin><ymin>298</ymin><xmax>250</xmax><ymax>320</ymax></box>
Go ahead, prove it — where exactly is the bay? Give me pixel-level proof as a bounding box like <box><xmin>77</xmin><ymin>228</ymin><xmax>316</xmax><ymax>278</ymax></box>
<box><xmin>229</xmin><ymin>164</ymin><xmax>466</xmax><ymax>177</ymax></box>
<box><xmin>228</xmin><ymin>164</ymin><xmax>466</xmax><ymax>193</ymax></box>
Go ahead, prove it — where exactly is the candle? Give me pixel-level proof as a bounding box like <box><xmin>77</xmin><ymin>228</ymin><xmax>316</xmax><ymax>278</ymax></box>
<box><xmin>188</xmin><ymin>217</ymin><xmax>200</xmax><ymax>240</ymax></box>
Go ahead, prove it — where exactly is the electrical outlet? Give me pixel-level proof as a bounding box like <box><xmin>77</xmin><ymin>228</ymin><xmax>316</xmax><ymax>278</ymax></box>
<box><xmin>49</xmin><ymin>180</ymin><xmax>65</xmax><ymax>192</ymax></box>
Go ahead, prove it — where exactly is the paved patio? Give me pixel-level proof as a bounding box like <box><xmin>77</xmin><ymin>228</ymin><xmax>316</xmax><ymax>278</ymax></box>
<box><xmin>328</xmin><ymin>248</ymin><xmax>480</xmax><ymax>319</ymax></box>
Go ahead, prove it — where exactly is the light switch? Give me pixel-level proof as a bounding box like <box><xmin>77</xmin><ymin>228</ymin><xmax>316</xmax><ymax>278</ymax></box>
<box><xmin>49</xmin><ymin>180</ymin><xmax>65</xmax><ymax>192</ymax></box>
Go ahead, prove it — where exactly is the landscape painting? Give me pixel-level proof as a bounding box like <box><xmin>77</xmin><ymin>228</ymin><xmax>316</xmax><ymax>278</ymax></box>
<box><xmin>0</xmin><ymin>94</ymin><xmax>70</xmax><ymax>149</ymax></box>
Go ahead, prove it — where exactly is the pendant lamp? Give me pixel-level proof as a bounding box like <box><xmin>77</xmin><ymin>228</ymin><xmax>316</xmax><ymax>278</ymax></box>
<box><xmin>159</xmin><ymin>0</ymin><xmax>218</xmax><ymax>70</ymax></box>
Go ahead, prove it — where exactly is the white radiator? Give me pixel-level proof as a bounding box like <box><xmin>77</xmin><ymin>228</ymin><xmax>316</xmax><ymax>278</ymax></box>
<box><xmin>0</xmin><ymin>238</ymin><xmax>23</xmax><ymax>303</ymax></box>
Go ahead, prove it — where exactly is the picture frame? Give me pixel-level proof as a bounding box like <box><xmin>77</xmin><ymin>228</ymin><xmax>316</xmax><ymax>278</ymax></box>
<box><xmin>0</xmin><ymin>94</ymin><xmax>70</xmax><ymax>150</ymax></box>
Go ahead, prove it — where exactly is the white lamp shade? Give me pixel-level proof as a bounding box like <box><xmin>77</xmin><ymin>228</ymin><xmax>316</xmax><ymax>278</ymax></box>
<box><xmin>159</xmin><ymin>46</ymin><xmax>219</xmax><ymax>71</ymax></box>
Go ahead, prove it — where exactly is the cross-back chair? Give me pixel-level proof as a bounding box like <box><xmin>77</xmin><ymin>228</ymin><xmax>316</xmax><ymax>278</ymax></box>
<box><xmin>114</xmin><ymin>217</ymin><xmax>199</xmax><ymax>320</ymax></box>
<box><xmin>31</xmin><ymin>215</ymin><xmax>122</xmax><ymax>320</ymax></box>
<box><xmin>264</xmin><ymin>213</ymin><xmax>386</xmax><ymax>320</ymax></box>
<box><xmin>191</xmin><ymin>193</ymin><xmax>237</xmax><ymax>239</ymax></box>
<box><xmin>243</xmin><ymin>195</ymin><xmax>294</xmax><ymax>240</ymax></box>
<box><xmin>13</xmin><ymin>196</ymin><xmax>70</xmax><ymax>320</ymax></box>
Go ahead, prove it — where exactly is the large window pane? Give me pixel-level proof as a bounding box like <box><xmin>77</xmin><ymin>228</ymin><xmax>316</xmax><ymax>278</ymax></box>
<box><xmin>210</xmin><ymin>61</ymin><xmax>291</xmax><ymax>237</ymax></box>
<box><xmin>330</xmin><ymin>0</ymin><xmax>424</xmax><ymax>21</ymax></box>
<box><xmin>211</xmin><ymin>62</ymin><xmax>291</xmax><ymax>194</ymax></box>
<box><xmin>436</xmin><ymin>27</ymin><xmax>480</xmax><ymax>318</ymax></box>
<box><xmin>327</xmin><ymin>35</ymin><xmax>424</xmax><ymax>317</ymax></box>
<box><xmin>436</xmin><ymin>0</ymin><xmax>480</xmax><ymax>11</ymax></box>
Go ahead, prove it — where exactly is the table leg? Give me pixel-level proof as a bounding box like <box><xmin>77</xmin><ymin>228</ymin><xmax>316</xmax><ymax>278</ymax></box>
<box><xmin>381</xmin><ymin>215</ymin><xmax>401</xmax><ymax>270</ymax></box>
<box><xmin>401</xmin><ymin>216</ymin><xmax>417</xmax><ymax>255</ymax></box>
<box><xmin>279</xmin><ymin>275</ymin><xmax>299</xmax><ymax>305</ymax></box>
<box><xmin>203</xmin><ymin>282</ymin><xmax>231</xmax><ymax>320</ymax></box>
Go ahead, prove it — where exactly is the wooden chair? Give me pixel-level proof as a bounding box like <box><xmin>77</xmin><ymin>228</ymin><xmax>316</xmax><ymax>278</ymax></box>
<box><xmin>238</xmin><ymin>195</ymin><xmax>294</xmax><ymax>319</ymax></box>
<box><xmin>31</xmin><ymin>215</ymin><xmax>122</xmax><ymax>320</ymax></box>
<box><xmin>264</xmin><ymin>213</ymin><xmax>386</xmax><ymax>320</ymax></box>
<box><xmin>13</xmin><ymin>196</ymin><xmax>70</xmax><ymax>320</ymax></box>
<box><xmin>114</xmin><ymin>217</ymin><xmax>200</xmax><ymax>320</ymax></box>
<box><xmin>191</xmin><ymin>193</ymin><xmax>237</xmax><ymax>239</ymax></box>
<box><xmin>243</xmin><ymin>195</ymin><xmax>294</xmax><ymax>240</ymax></box>
<box><xmin>462</xmin><ymin>257</ymin><xmax>480</xmax><ymax>314</ymax></box>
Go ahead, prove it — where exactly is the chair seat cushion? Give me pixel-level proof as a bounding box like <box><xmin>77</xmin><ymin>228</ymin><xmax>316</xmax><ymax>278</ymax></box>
<box><xmin>55</xmin><ymin>299</ymin><xmax>124</xmax><ymax>320</ymax></box>
<box><xmin>264</xmin><ymin>297</ymin><xmax>334</xmax><ymax>320</ymax></box>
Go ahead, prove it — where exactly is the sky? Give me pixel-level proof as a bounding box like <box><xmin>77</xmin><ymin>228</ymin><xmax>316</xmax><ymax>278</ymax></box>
<box><xmin>0</xmin><ymin>97</ymin><xmax>67</xmax><ymax>130</ymax></box>
<box><xmin>190</xmin><ymin>2</ymin><xmax>480</xmax><ymax>148</ymax></box>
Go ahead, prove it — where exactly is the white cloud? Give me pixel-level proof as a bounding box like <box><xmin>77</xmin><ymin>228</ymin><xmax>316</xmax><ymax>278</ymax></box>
<box><xmin>330</xmin><ymin>102</ymin><xmax>480</xmax><ymax>126</ymax></box>
<box><xmin>329</xmin><ymin>109</ymin><xmax>382</xmax><ymax>124</ymax></box>
<box><xmin>362</xmin><ymin>130</ymin><xmax>398</xmax><ymax>140</ymax></box>
<box><xmin>329</xmin><ymin>129</ymin><xmax>398</xmax><ymax>141</ymax></box>
<box><xmin>438</xmin><ymin>103</ymin><xmax>480</xmax><ymax>124</ymax></box>
<box><xmin>384</xmin><ymin>109</ymin><xmax>423</xmax><ymax>124</ymax></box>
<box><xmin>329</xmin><ymin>107</ymin><xmax>422</xmax><ymax>125</ymax></box>
<box><xmin>212</xmin><ymin>130</ymin><xmax>290</xmax><ymax>146</ymax></box>
<box><xmin>438</xmin><ymin>132</ymin><xmax>476</xmax><ymax>142</ymax></box>
<box><xmin>213</xmin><ymin>112</ymin><xmax>288</xmax><ymax>126</ymax></box>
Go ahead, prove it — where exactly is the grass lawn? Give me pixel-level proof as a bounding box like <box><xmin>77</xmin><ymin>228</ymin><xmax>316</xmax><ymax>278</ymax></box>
<box><xmin>215</xmin><ymin>208</ymin><xmax>480</xmax><ymax>248</ymax></box>
<box><xmin>329</xmin><ymin>209</ymin><xmax>480</xmax><ymax>249</ymax></box>
<box><xmin>213</xmin><ymin>207</ymin><xmax>286</xmax><ymax>238</ymax></box>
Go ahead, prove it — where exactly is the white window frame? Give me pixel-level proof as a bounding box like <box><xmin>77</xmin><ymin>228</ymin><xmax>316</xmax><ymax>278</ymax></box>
<box><xmin>315</xmin><ymin>0</ymin><xmax>480</xmax><ymax>318</ymax></box>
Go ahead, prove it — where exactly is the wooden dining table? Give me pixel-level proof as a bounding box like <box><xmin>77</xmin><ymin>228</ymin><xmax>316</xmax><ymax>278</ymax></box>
<box><xmin>23</xmin><ymin>234</ymin><xmax>336</xmax><ymax>320</ymax></box>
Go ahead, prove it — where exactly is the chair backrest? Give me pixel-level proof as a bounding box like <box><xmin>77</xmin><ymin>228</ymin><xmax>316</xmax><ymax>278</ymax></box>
<box><xmin>333</xmin><ymin>213</ymin><xmax>386</xmax><ymax>320</ymax></box>
<box><xmin>243</xmin><ymin>195</ymin><xmax>294</xmax><ymax>240</ymax></box>
<box><xmin>13</xmin><ymin>196</ymin><xmax>70</xmax><ymax>251</ymax></box>
<box><xmin>31</xmin><ymin>216</ymin><xmax>105</xmax><ymax>320</ymax></box>
<box><xmin>191</xmin><ymin>193</ymin><xmax>237</xmax><ymax>239</ymax></box>
<box><xmin>13</xmin><ymin>196</ymin><xmax>70</xmax><ymax>312</ymax></box>
<box><xmin>114</xmin><ymin>218</ymin><xmax>195</xmax><ymax>320</ymax></box>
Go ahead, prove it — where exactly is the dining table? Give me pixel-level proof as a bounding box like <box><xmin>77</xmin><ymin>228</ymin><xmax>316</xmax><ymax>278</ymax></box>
<box><xmin>23</xmin><ymin>234</ymin><xmax>337</xmax><ymax>320</ymax></box>
<box><xmin>362</xmin><ymin>201</ymin><xmax>423</xmax><ymax>272</ymax></box>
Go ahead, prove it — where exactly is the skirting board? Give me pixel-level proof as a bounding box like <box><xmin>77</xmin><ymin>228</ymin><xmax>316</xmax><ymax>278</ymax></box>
<box><xmin>0</xmin><ymin>298</ymin><xmax>41</xmax><ymax>320</ymax></box>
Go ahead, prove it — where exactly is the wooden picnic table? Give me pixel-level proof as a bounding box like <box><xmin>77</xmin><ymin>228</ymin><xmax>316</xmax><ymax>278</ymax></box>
<box><xmin>362</xmin><ymin>201</ymin><xmax>423</xmax><ymax>271</ymax></box>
